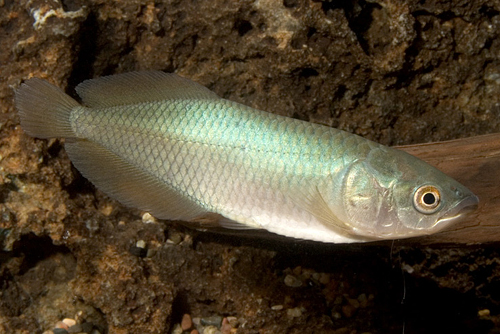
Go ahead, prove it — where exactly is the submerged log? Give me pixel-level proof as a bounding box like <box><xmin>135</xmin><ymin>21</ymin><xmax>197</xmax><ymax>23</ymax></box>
<box><xmin>397</xmin><ymin>133</ymin><xmax>500</xmax><ymax>244</ymax></box>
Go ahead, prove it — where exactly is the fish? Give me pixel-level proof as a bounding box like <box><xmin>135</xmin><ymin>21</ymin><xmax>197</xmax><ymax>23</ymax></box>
<box><xmin>15</xmin><ymin>71</ymin><xmax>479</xmax><ymax>243</ymax></box>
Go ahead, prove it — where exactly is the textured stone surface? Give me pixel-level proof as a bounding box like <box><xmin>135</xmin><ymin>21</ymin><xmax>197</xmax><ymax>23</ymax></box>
<box><xmin>1</xmin><ymin>0</ymin><xmax>500</xmax><ymax>333</ymax></box>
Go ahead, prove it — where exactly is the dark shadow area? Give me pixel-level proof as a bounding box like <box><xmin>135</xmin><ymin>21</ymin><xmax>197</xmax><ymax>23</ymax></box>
<box><xmin>9</xmin><ymin>233</ymin><xmax>72</xmax><ymax>275</ymax></box>
<box><xmin>169</xmin><ymin>290</ymin><xmax>192</xmax><ymax>330</ymax></box>
<box><xmin>190</xmin><ymin>227</ymin><xmax>497</xmax><ymax>333</ymax></box>
<box><xmin>401</xmin><ymin>277</ymin><xmax>493</xmax><ymax>334</ymax></box>
<box><xmin>0</xmin><ymin>234</ymin><xmax>75</xmax><ymax>320</ymax></box>
<box><xmin>67</xmin><ymin>10</ymin><xmax>99</xmax><ymax>93</ymax></box>
<box><xmin>320</xmin><ymin>0</ymin><xmax>382</xmax><ymax>56</ymax></box>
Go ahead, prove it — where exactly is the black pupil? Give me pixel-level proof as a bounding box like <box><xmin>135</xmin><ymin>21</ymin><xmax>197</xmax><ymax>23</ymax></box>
<box><xmin>423</xmin><ymin>192</ymin><xmax>436</xmax><ymax>205</ymax></box>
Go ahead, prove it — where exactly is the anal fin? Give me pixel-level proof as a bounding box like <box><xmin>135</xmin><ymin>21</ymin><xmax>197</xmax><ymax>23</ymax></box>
<box><xmin>189</xmin><ymin>212</ymin><xmax>260</xmax><ymax>230</ymax></box>
<box><xmin>65</xmin><ymin>139</ymin><xmax>207</xmax><ymax>221</ymax></box>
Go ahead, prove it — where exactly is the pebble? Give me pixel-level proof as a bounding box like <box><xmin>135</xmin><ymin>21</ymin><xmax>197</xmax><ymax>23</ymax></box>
<box><xmin>478</xmin><ymin>309</ymin><xmax>490</xmax><ymax>317</ymax></box>
<box><xmin>173</xmin><ymin>314</ymin><xmax>238</xmax><ymax>334</ymax></box>
<box><xmin>146</xmin><ymin>248</ymin><xmax>157</xmax><ymax>257</ymax></box>
<box><xmin>53</xmin><ymin>329</ymin><xmax>69</xmax><ymax>334</ymax></box>
<box><xmin>271</xmin><ymin>304</ymin><xmax>284</xmax><ymax>310</ymax></box>
<box><xmin>341</xmin><ymin>304</ymin><xmax>356</xmax><ymax>318</ymax></box>
<box><xmin>202</xmin><ymin>325</ymin><xmax>221</xmax><ymax>334</ymax></box>
<box><xmin>62</xmin><ymin>318</ymin><xmax>76</xmax><ymax>327</ymax></box>
<box><xmin>81</xmin><ymin>322</ymin><xmax>94</xmax><ymax>332</ymax></box>
<box><xmin>221</xmin><ymin>318</ymin><xmax>232</xmax><ymax>334</ymax></box>
<box><xmin>284</xmin><ymin>274</ymin><xmax>302</xmax><ymax>287</ymax></box>
<box><xmin>85</xmin><ymin>218</ymin><xmax>100</xmax><ymax>233</ymax></box>
<box><xmin>201</xmin><ymin>316</ymin><xmax>223</xmax><ymax>327</ymax></box>
<box><xmin>129</xmin><ymin>245</ymin><xmax>147</xmax><ymax>257</ymax></box>
<box><xmin>52</xmin><ymin>318</ymin><xmax>96</xmax><ymax>334</ymax></box>
<box><xmin>167</xmin><ymin>231</ymin><xmax>183</xmax><ymax>244</ymax></box>
<box><xmin>171</xmin><ymin>324</ymin><xmax>183</xmax><ymax>334</ymax></box>
<box><xmin>100</xmin><ymin>204</ymin><xmax>113</xmax><ymax>216</ymax></box>
<box><xmin>54</xmin><ymin>321</ymin><xmax>69</xmax><ymax>330</ymax></box>
<box><xmin>347</xmin><ymin>298</ymin><xmax>360</xmax><ymax>309</ymax></box>
<box><xmin>226</xmin><ymin>317</ymin><xmax>238</xmax><ymax>328</ymax></box>
<box><xmin>74</xmin><ymin>311</ymin><xmax>84</xmax><ymax>323</ymax></box>
<box><xmin>301</xmin><ymin>268</ymin><xmax>314</xmax><ymax>280</ymax></box>
<box><xmin>331</xmin><ymin>311</ymin><xmax>342</xmax><ymax>320</ymax></box>
<box><xmin>68</xmin><ymin>324</ymin><xmax>83</xmax><ymax>333</ymax></box>
<box><xmin>142</xmin><ymin>212</ymin><xmax>157</xmax><ymax>223</ymax></box>
<box><xmin>358</xmin><ymin>293</ymin><xmax>368</xmax><ymax>308</ymax></box>
<box><xmin>333</xmin><ymin>296</ymin><xmax>343</xmax><ymax>305</ymax></box>
<box><xmin>181</xmin><ymin>314</ymin><xmax>193</xmax><ymax>331</ymax></box>
<box><xmin>136</xmin><ymin>240</ymin><xmax>147</xmax><ymax>248</ymax></box>
<box><xmin>180</xmin><ymin>234</ymin><xmax>194</xmax><ymax>247</ymax></box>
<box><xmin>286</xmin><ymin>307</ymin><xmax>303</xmax><ymax>317</ymax></box>
<box><xmin>402</xmin><ymin>263</ymin><xmax>414</xmax><ymax>274</ymax></box>
<box><xmin>318</xmin><ymin>273</ymin><xmax>331</xmax><ymax>285</ymax></box>
<box><xmin>292</xmin><ymin>266</ymin><xmax>302</xmax><ymax>276</ymax></box>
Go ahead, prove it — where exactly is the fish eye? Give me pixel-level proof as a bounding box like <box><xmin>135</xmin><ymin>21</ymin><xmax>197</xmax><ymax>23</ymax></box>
<box><xmin>413</xmin><ymin>185</ymin><xmax>441</xmax><ymax>214</ymax></box>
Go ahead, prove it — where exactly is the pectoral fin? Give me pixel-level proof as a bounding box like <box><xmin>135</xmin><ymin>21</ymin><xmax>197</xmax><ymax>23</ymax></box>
<box><xmin>289</xmin><ymin>184</ymin><xmax>361</xmax><ymax>238</ymax></box>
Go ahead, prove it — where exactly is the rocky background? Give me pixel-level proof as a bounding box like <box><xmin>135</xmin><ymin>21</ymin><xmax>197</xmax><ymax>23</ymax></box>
<box><xmin>1</xmin><ymin>0</ymin><xmax>500</xmax><ymax>333</ymax></box>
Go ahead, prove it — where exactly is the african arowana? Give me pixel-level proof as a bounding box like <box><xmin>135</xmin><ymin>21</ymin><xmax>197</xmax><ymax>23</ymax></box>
<box><xmin>15</xmin><ymin>71</ymin><xmax>478</xmax><ymax>243</ymax></box>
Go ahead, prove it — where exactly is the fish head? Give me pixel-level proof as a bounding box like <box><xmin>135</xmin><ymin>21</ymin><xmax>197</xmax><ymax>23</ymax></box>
<box><xmin>339</xmin><ymin>146</ymin><xmax>478</xmax><ymax>240</ymax></box>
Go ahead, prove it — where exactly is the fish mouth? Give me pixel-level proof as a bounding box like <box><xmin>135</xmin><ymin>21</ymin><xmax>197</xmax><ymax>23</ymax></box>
<box><xmin>435</xmin><ymin>194</ymin><xmax>479</xmax><ymax>227</ymax></box>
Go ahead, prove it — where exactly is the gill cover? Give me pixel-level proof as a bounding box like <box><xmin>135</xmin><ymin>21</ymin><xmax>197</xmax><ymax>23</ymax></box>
<box><xmin>342</xmin><ymin>158</ymin><xmax>402</xmax><ymax>238</ymax></box>
<box><xmin>340</xmin><ymin>146</ymin><xmax>477</xmax><ymax>239</ymax></box>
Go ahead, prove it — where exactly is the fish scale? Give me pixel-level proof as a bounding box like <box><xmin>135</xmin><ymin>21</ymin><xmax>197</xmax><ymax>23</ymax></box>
<box><xmin>15</xmin><ymin>71</ymin><xmax>478</xmax><ymax>243</ymax></box>
<box><xmin>73</xmin><ymin>99</ymin><xmax>389</xmax><ymax>231</ymax></box>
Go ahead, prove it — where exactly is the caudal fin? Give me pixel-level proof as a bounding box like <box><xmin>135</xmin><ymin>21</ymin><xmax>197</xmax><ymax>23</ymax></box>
<box><xmin>15</xmin><ymin>78</ymin><xmax>79</xmax><ymax>139</ymax></box>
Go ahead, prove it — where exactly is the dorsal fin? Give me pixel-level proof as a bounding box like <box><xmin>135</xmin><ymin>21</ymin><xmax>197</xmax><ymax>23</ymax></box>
<box><xmin>75</xmin><ymin>71</ymin><xmax>219</xmax><ymax>108</ymax></box>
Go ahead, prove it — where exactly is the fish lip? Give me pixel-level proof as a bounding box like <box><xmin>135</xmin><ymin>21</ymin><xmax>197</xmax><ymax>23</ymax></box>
<box><xmin>374</xmin><ymin>195</ymin><xmax>478</xmax><ymax>239</ymax></box>
<box><xmin>435</xmin><ymin>194</ymin><xmax>479</xmax><ymax>226</ymax></box>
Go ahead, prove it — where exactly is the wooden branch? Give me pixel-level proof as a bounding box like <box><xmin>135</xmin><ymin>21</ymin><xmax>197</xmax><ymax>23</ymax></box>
<box><xmin>396</xmin><ymin>133</ymin><xmax>500</xmax><ymax>244</ymax></box>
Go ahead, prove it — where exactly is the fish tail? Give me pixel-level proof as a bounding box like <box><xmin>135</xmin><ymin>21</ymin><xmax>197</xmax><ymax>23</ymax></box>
<box><xmin>15</xmin><ymin>78</ymin><xmax>79</xmax><ymax>138</ymax></box>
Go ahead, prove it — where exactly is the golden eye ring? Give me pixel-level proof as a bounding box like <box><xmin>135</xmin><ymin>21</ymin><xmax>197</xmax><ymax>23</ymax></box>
<box><xmin>413</xmin><ymin>185</ymin><xmax>441</xmax><ymax>214</ymax></box>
